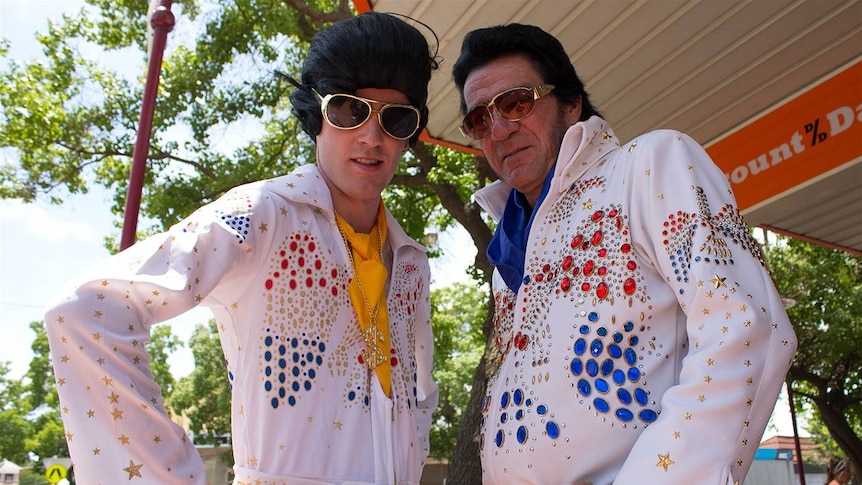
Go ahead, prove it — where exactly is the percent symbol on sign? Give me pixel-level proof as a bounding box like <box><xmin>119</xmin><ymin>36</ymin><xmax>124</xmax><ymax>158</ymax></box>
<box><xmin>804</xmin><ymin>118</ymin><xmax>828</xmax><ymax>146</ymax></box>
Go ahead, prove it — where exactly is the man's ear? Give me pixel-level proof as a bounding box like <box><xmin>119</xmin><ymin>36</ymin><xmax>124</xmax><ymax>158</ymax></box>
<box><xmin>565</xmin><ymin>95</ymin><xmax>583</xmax><ymax>125</ymax></box>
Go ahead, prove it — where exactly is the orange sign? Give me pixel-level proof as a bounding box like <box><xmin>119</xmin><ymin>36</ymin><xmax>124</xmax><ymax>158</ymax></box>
<box><xmin>706</xmin><ymin>61</ymin><xmax>862</xmax><ymax>211</ymax></box>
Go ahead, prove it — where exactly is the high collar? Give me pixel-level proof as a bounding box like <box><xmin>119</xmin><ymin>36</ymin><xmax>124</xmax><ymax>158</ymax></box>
<box><xmin>474</xmin><ymin>116</ymin><xmax>620</xmax><ymax>221</ymax></box>
<box><xmin>264</xmin><ymin>163</ymin><xmax>426</xmax><ymax>254</ymax></box>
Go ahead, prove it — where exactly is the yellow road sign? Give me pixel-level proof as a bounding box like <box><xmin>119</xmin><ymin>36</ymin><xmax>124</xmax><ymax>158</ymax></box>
<box><xmin>45</xmin><ymin>464</ymin><xmax>68</xmax><ymax>483</ymax></box>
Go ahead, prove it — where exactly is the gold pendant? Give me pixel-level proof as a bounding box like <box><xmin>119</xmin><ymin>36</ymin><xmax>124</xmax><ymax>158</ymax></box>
<box><xmin>360</xmin><ymin>325</ymin><xmax>386</xmax><ymax>369</ymax></box>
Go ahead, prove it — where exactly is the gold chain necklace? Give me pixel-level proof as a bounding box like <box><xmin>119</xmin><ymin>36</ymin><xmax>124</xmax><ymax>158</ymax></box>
<box><xmin>334</xmin><ymin>211</ymin><xmax>387</xmax><ymax>369</ymax></box>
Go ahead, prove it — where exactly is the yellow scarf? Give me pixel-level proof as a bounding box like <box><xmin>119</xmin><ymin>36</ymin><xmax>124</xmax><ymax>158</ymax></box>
<box><xmin>335</xmin><ymin>203</ymin><xmax>392</xmax><ymax>397</ymax></box>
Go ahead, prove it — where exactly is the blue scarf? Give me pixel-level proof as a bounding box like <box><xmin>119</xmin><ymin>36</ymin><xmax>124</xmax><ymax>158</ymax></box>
<box><xmin>486</xmin><ymin>168</ymin><xmax>555</xmax><ymax>293</ymax></box>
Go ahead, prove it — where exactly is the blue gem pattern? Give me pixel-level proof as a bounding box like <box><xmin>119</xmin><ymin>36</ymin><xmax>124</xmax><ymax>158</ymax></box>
<box><xmin>484</xmin><ymin>388</ymin><xmax>561</xmax><ymax>449</ymax></box>
<box><xmin>568</xmin><ymin>312</ymin><xmax>658</xmax><ymax>425</ymax></box>
<box><xmin>263</xmin><ymin>330</ymin><xmax>325</xmax><ymax>409</ymax></box>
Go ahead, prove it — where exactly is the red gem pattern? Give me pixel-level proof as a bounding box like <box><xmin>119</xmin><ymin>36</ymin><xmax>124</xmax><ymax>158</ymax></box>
<box><xmin>388</xmin><ymin>260</ymin><xmax>428</xmax><ymax>401</ymax></box>
<box><xmin>488</xmin><ymin>177</ymin><xmax>648</xmax><ymax>380</ymax></box>
<box><xmin>662</xmin><ymin>186</ymin><xmax>766</xmax><ymax>286</ymax></box>
<box><xmin>539</xmin><ymin>198</ymin><xmax>644</xmax><ymax>305</ymax></box>
<box><xmin>261</xmin><ymin>232</ymin><xmax>351</xmax><ymax>409</ymax></box>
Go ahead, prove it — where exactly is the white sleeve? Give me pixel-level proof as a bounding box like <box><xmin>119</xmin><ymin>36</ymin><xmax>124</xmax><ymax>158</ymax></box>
<box><xmin>45</xmin><ymin>186</ymin><xmax>268</xmax><ymax>484</ymax></box>
<box><xmin>614</xmin><ymin>131</ymin><xmax>797</xmax><ymax>484</ymax></box>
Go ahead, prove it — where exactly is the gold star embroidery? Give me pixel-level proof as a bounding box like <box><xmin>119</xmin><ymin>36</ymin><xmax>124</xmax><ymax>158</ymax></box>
<box><xmin>704</xmin><ymin>375</ymin><xmax>712</xmax><ymax>383</ymax></box>
<box><xmin>281</xmin><ymin>207</ymin><xmax>288</xmax><ymax>216</ymax></box>
<box><xmin>673</xmin><ymin>431</ymin><xmax>681</xmax><ymax>439</ymax></box>
<box><xmin>102</xmin><ymin>376</ymin><xmax>114</xmax><ymax>386</ymax></box>
<box><xmin>684</xmin><ymin>412</ymin><xmax>692</xmax><ymax>420</ymax></box>
<box><xmin>656</xmin><ymin>452</ymin><xmax>675</xmax><ymax>471</ymax></box>
<box><xmin>123</xmin><ymin>460</ymin><xmax>143</xmax><ymax>479</ymax></box>
<box><xmin>56</xmin><ymin>316</ymin><xmax>65</xmax><ymax>324</ymax></box>
<box><xmin>583</xmin><ymin>199</ymin><xmax>595</xmax><ymax>210</ymax></box>
<box><xmin>258</xmin><ymin>222</ymin><xmax>268</xmax><ymax>232</ymax></box>
<box><xmin>111</xmin><ymin>408</ymin><xmax>124</xmax><ymax>420</ymax></box>
<box><xmin>153</xmin><ymin>435</ymin><xmax>162</xmax><ymax>443</ymax></box>
<box><xmin>706</xmin><ymin>358</ymin><xmax>715</xmax><ymax>366</ymax></box>
<box><xmin>333</xmin><ymin>421</ymin><xmax>343</xmax><ymax>430</ymax></box>
<box><xmin>93</xmin><ymin>447</ymin><xmax>100</xmax><ymax>455</ymax></box>
<box><xmin>92</xmin><ymin>331</ymin><xmax>102</xmax><ymax>340</ymax></box>
<box><xmin>87</xmin><ymin>409</ymin><xmax>95</xmax><ymax>418</ymax></box>
<box><xmin>710</xmin><ymin>275</ymin><xmax>727</xmax><ymax>288</ymax></box>
<box><xmin>119</xmin><ymin>434</ymin><xmax>130</xmax><ymax>444</ymax></box>
<box><xmin>108</xmin><ymin>392</ymin><xmax>120</xmax><ymax>404</ymax></box>
<box><xmin>743</xmin><ymin>320</ymin><xmax>751</xmax><ymax>327</ymax></box>
<box><xmin>57</xmin><ymin>377</ymin><xmax>66</xmax><ymax>386</ymax></box>
<box><xmin>65</xmin><ymin>431</ymin><xmax>73</xmax><ymax>442</ymax></box>
<box><xmin>698</xmin><ymin>395</ymin><xmax>705</xmax><ymax>402</ymax></box>
<box><xmin>739</xmin><ymin>304</ymin><xmax>747</xmax><ymax>312</ymax></box>
<box><xmin>101</xmin><ymin>280</ymin><xmax>110</xmax><ymax>287</ymax></box>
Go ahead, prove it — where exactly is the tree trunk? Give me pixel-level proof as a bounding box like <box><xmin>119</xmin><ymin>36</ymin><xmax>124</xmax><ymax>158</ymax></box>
<box><xmin>814</xmin><ymin>394</ymin><xmax>862</xmax><ymax>480</ymax></box>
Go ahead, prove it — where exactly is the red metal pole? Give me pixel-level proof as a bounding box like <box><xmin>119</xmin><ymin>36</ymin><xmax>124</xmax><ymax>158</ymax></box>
<box><xmin>120</xmin><ymin>0</ymin><xmax>175</xmax><ymax>250</ymax></box>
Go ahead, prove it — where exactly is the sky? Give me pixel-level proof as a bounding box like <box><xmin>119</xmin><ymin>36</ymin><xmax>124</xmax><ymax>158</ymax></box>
<box><xmin>0</xmin><ymin>0</ymin><xmax>803</xmax><ymax>440</ymax></box>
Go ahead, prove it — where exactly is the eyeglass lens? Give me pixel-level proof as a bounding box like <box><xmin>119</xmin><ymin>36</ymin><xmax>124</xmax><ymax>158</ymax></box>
<box><xmin>325</xmin><ymin>94</ymin><xmax>419</xmax><ymax>140</ymax></box>
<box><xmin>462</xmin><ymin>87</ymin><xmax>543</xmax><ymax>139</ymax></box>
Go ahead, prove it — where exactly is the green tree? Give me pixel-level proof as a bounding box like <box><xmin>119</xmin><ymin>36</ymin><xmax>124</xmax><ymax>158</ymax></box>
<box><xmin>146</xmin><ymin>324</ymin><xmax>183</xmax><ymax>400</ymax></box>
<box><xmin>763</xmin><ymin>235</ymin><xmax>862</xmax><ymax>474</ymax></box>
<box><xmin>21</xmin><ymin>322</ymin><xmax>66</xmax><ymax>463</ymax></box>
<box><xmin>429</xmin><ymin>282</ymin><xmax>489</xmax><ymax>460</ymax></box>
<box><xmin>0</xmin><ymin>362</ymin><xmax>32</xmax><ymax>464</ymax></box>
<box><xmin>1</xmin><ymin>2</ymin><xmax>494</xmax><ymax>480</ymax></box>
<box><xmin>169</xmin><ymin>320</ymin><xmax>232</xmax><ymax>446</ymax></box>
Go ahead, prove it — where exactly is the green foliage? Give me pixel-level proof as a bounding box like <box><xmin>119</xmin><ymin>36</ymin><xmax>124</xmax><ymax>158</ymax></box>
<box><xmin>0</xmin><ymin>1</ymin><xmax>331</xmax><ymax>229</ymax></box>
<box><xmin>763</xmin><ymin>235</ymin><xmax>862</xmax><ymax>465</ymax></box>
<box><xmin>0</xmin><ymin>325</ymin><xmax>67</xmax><ymax>464</ymax></box>
<box><xmin>0</xmin><ymin>405</ymin><xmax>31</xmax><ymax>464</ymax></box>
<box><xmin>169</xmin><ymin>320</ymin><xmax>232</xmax><ymax>445</ymax></box>
<box><xmin>20</xmin><ymin>468</ymin><xmax>51</xmax><ymax>485</ymax></box>
<box><xmin>146</xmin><ymin>324</ymin><xmax>183</xmax><ymax>400</ymax></box>
<box><xmin>428</xmin><ymin>282</ymin><xmax>489</xmax><ymax>459</ymax></box>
